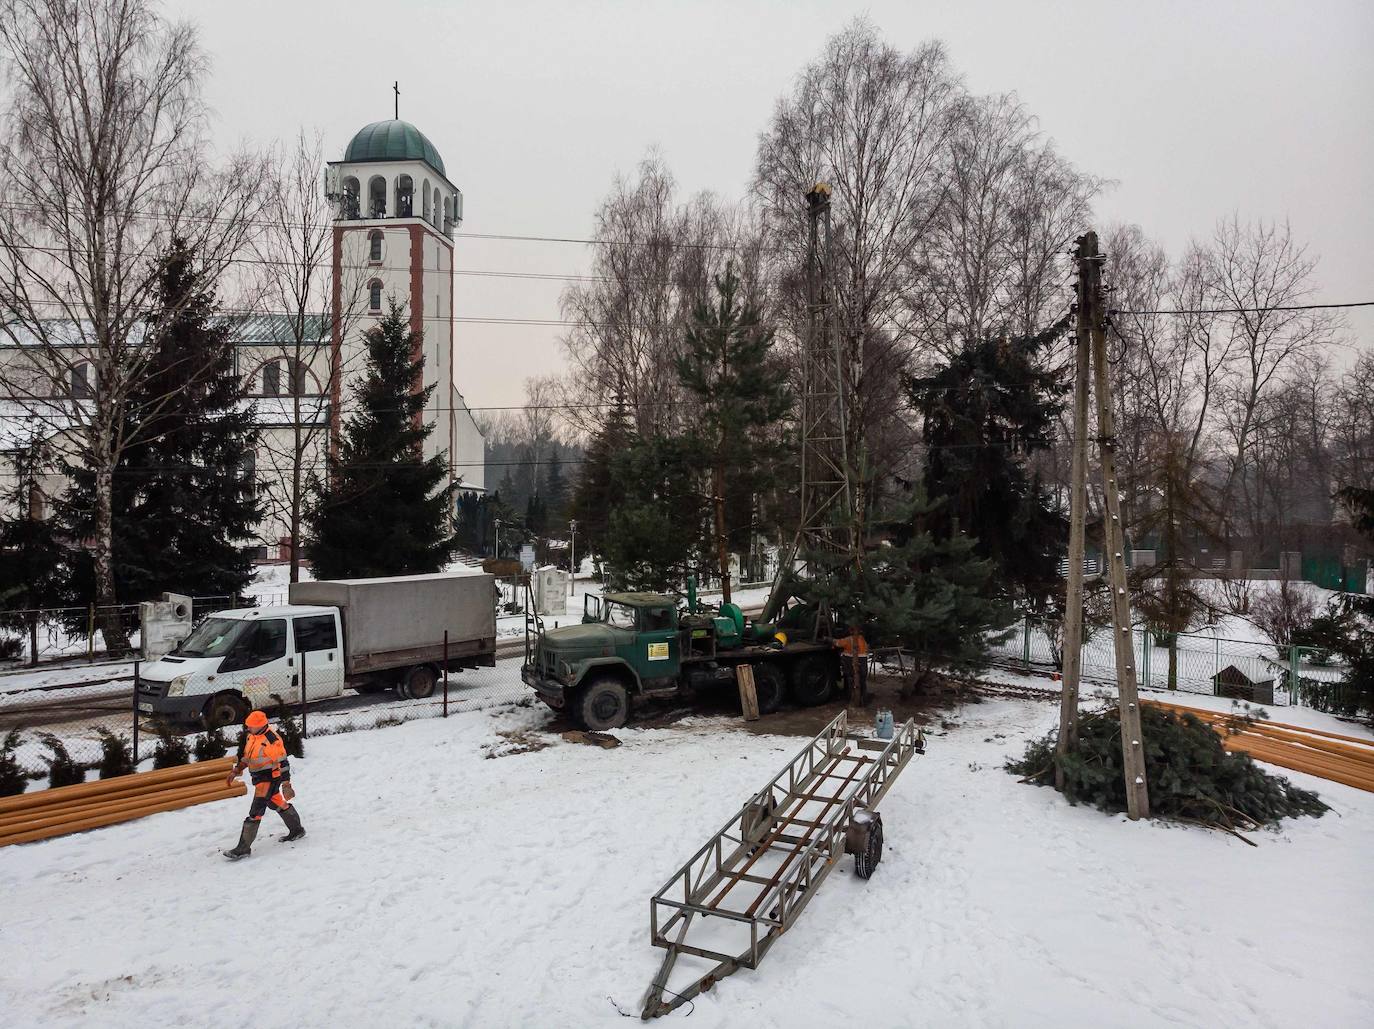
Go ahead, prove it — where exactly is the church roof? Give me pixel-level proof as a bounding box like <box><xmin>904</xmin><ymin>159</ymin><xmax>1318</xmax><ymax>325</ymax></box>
<box><xmin>344</xmin><ymin>120</ymin><xmax>445</xmax><ymax>176</ymax></box>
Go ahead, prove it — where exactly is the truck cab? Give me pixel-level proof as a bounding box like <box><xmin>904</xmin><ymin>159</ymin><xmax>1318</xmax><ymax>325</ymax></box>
<box><xmin>522</xmin><ymin>593</ymin><xmax>679</xmax><ymax>725</ymax></box>
<box><xmin>137</xmin><ymin>605</ymin><xmax>345</xmax><ymax>729</ymax></box>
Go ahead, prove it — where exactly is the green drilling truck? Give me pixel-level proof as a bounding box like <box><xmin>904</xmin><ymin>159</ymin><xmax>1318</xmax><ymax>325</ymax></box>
<box><xmin>520</xmin><ymin>590</ymin><xmax>839</xmax><ymax>730</ymax></box>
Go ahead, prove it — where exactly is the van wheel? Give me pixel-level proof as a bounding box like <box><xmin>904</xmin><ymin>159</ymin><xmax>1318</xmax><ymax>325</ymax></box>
<box><xmin>789</xmin><ymin>655</ymin><xmax>835</xmax><ymax>706</ymax></box>
<box><xmin>575</xmin><ymin>678</ymin><xmax>630</xmax><ymax>731</ymax></box>
<box><xmin>752</xmin><ymin>663</ymin><xmax>786</xmax><ymax>715</ymax></box>
<box><xmin>202</xmin><ymin>692</ymin><xmax>249</xmax><ymax>730</ymax></box>
<box><xmin>404</xmin><ymin>666</ymin><xmax>437</xmax><ymax>700</ymax></box>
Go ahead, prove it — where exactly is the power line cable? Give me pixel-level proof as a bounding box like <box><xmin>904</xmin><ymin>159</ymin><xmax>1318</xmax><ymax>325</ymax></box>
<box><xmin>1109</xmin><ymin>301</ymin><xmax>1372</xmax><ymax>316</ymax></box>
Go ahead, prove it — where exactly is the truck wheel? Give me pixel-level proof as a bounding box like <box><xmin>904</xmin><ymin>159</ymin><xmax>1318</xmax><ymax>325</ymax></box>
<box><xmin>202</xmin><ymin>691</ymin><xmax>249</xmax><ymax>730</ymax></box>
<box><xmin>575</xmin><ymin>678</ymin><xmax>630</xmax><ymax>731</ymax></box>
<box><xmin>789</xmin><ymin>655</ymin><xmax>835</xmax><ymax>707</ymax></box>
<box><xmin>404</xmin><ymin>666</ymin><xmax>438</xmax><ymax>700</ymax></box>
<box><xmin>752</xmin><ymin>663</ymin><xmax>786</xmax><ymax>715</ymax></box>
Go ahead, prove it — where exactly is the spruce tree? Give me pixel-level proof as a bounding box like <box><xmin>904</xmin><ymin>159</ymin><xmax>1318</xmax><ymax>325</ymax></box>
<box><xmin>0</xmin><ymin>438</ymin><xmax>67</xmax><ymax>661</ymax></box>
<box><xmin>603</xmin><ymin>433</ymin><xmax>707</xmax><ymax>593</ymax></box>
<box><xmin>1334</xmin><ymin>486</ymin><xmax>1374</xmax><ymax>719</ymax></box>
<box><xmin>543</xmin><ymin>451</ymin><xmax>567</xmax><ymax>525</ymax></box>
<box><xmin>674</xmin><ymin>263</ymin><xmax>790</xmax><ymax>603</ymax></box>
<box><xmin>306</xmin><ymin>300</ymin><xmax>456</xmax><ymax>578</ymax></box>
<box><xmin>908</xmin><ymin>322</ymin><xmax>1069</xmax><ymax>612</ymax></box>
<box><xmin>571</xmin><ymin>393</ymin><xmax>632</xmax><ymax>567</ymax></box>
<box><xmin>810</xmin><ymin>487</ymin><xmax>1010</xmax><ymax>693</ymax></box>
<box><xmin>57</xmin><ymin>238</ymin><xmax>260</xmax><ymax>604</ymax></box>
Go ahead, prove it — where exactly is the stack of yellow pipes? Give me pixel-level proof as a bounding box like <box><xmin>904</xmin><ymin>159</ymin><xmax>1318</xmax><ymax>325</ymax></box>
<box><xmin>1145</xmin><ymin>699</ymin><xmax>1374</xmax><ymax>793</ymax></box>
<box><xmin>0</xmin><ymin>756</ymin><xmax>245</xmax><ymax>848</ymax></box>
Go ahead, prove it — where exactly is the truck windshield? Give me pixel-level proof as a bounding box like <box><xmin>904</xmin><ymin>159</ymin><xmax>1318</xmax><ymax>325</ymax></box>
<box><xmin>606</xmin><ymin>602</ymin><xmax>637</xmax><ymax>629</ymax></box>
<box><xmin>173</xmin><ymin>617</ymin><xmax>247</xmax><ymax>658</ymax></box>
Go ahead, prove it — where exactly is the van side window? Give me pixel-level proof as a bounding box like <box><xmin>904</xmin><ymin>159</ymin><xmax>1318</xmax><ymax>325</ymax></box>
<box><xmin>293</xmin><ymin>615</ymin><xmax>338</xmax><ymax>653</ymax></box>
<box><xmin>251</xmin><ymin>619</ymin><xmax>288</xmax><ymax>661</ymax></box>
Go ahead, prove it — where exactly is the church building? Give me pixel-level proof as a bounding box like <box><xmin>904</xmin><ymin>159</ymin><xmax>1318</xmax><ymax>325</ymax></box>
<box><xmin>0</xmin><ymin>115</ymin><xmax>486</xmax><ymax>564</ymax></box>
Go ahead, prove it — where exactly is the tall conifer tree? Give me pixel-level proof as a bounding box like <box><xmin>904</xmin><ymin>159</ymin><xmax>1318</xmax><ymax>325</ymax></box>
<box><xmin>306</xmin><ymin>300</ymin><xmax>455</xmax><ymax>578</ymax></box>
<box><xmin>675</xmin><ymin>263</ymin><xmax>790</xmax><ymax>602</ymax></box>
<box><xmin>58</xmin><ymin>237</ymin><xmax>260</xmax><ymax>603</ymax></box>
<box><xmin>908</xmin><ymin>322</ymin><xmax>1070</xmax><ymax>611</ymax></box>
<box><xmin>571</xmin><ymin>393</ymin><xmax>632</xmax><ymax>566</ymax></box>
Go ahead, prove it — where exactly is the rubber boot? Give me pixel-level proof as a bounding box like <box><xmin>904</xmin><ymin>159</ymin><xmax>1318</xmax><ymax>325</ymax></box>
<box><xmin>278</xmin><ymin>805</ymin><xmax>306</xmax><ymax>843</ymax></box>
<box><xmin>223</xmin><ymin>819</ymin><xmax>259</xmax><ymax>861</ymax></box>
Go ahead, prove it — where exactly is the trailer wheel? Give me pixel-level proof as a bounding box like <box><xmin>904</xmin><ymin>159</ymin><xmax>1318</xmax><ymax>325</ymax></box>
<box><xmin>752</xmin><ymin>663</ymin><xmax>786</xmax><ymax>715</ymax></box>
<box><xmin>202</xmin><ymin>691</ymin><xmax>249</xmax><ymax>730</ymax></box>
<box><xmin>575</xmin><ymin>677</ymin><xmax>630</xmax><ymax>731</ymax></box>
<box><xmin>404</xmin><ymin>665</ymin><xmax>437</xmax><ymax>700</ymax></box>
<box><xmin>853</xmin><ymin>816</ymin><xmax>884</xmax><ymax>880</ymax></box>
<box><xmin>789</xmin><ymin>655</ymin><xmax>835</xmax><ymax>706</ymax></box>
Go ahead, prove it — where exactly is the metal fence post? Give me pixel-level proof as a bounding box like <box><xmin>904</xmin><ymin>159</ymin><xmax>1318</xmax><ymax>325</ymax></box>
<box><xmin>1022</xmin><ymin>615</ymin><xmax>1031</xmax><ymax>668</ymax></box>
<box><xmin>1141</xmin><ymin>629</ymin><xmax>1150</xmax><ymax>690</ymax></box>
<box><xmin>132</xmin><ymin>660</ymin><xmax>140</xmax><ymax>765</ymax></box>
<box><xmin>300</xmin><ymin>654</ymin><xmax>308</xmax><ymax>739</ymax></box>
<box><xmin>443</xmin><ymin>630</ymin><xmax>450</xmax><ymax>718</ymax></box>
<box><xmin>1288</xmin><ymin>645</ymin><xmax>1299</xmax><ymax>705</ymax></box>
<box><xmin>87</xmin><ymin>603</ymin><xmax>95</xmax><ymax>661</ymax></box>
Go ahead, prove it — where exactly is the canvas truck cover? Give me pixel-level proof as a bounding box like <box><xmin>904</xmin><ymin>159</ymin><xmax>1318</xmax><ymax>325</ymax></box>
<box><xmin>289</xmin><ymin>573</ymin><xmax>496</xmax><ymax>671</ymax></box>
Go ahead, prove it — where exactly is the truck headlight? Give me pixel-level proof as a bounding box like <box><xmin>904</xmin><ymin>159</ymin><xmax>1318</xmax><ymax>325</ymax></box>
<box><xmin>168</xmin><ymin>674</ymin><xmax>190</xmax><ymax>696</ymax></box>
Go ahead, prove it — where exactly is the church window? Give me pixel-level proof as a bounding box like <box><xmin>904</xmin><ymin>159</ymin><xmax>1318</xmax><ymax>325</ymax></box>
<box><xmin>368</xmin><ymin>230</ymin><xmax>383</xmax><ymax>262</ymax></box>
<box><xmin>259</xmin><ymin>359</ymin><xmax>310</xmax><ymax>396</ymax></box>
<box><xmin>369</xmin><ymin>280</ymin><xmax>383</xmax><ymax>312</ymax></box>
<box><xmin>395</xmin><ymin>175</ymin><xmax>413</xmax><ymax>218</ymax></box>
<box><xmin>69</xmin><ymin>361</ymin><xmax>92</xmax><ymax>399</ymax></box>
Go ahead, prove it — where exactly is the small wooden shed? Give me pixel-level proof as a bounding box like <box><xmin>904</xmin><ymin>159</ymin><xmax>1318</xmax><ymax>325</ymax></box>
<box><xmin>1212</xmin><ymin>664</ymin><xmax>1275</xmax><ymax>704</ymax></box>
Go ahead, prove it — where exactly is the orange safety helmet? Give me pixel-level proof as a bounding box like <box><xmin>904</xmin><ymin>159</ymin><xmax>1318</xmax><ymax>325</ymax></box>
<box><xmin>244</xmin><ymin>710</ymin><xmax>269</xmax><ymax>730</ymax></box>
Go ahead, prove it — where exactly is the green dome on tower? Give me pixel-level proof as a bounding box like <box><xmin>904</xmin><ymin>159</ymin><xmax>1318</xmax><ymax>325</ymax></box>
<box><xmin>344</xmin><ymin>119</ymin><xmax>445</xmax><ymax>176</ymax></box>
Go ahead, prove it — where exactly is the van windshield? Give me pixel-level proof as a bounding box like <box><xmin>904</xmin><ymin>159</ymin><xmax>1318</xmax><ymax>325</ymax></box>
<box><xmin>173</xmin><ymin>617</ymin><xmax>248</xmax><ymax>658</ymax></box>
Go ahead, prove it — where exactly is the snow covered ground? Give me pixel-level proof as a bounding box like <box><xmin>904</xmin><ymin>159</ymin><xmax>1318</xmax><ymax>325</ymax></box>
<box><xmin>2</xmin><ymin>686</ymin><xmax>1370</xmax><ymax>1027</ymax></box>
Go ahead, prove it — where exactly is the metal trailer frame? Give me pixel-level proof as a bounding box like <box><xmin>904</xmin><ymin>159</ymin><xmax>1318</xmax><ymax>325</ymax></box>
<box><xmin>641</xmin><ymin>711</ymin><xmax>926</xmax><ymax>1019</ymax></box>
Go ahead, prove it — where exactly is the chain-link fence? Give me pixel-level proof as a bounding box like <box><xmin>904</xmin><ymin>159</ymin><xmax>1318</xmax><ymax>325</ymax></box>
<box><xmin>0</xmin><ymin>630</ymin><xmax>531</xmax><ymax>792</ymax></box>
<box><xmin>987</xmin><ymin>618</ymin><xmax>1363</xmax><ymax>712</ymax></box>
<box><xmin>0</xmin><ymin>595</ymin><xmax>243</xmax><ymax>666</ymax></box>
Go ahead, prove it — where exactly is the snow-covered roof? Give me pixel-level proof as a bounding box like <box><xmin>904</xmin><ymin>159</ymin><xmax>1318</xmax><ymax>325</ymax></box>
<box><xmin>1</xmin><ymin>314</ymin><xmax>326</xmax><ymax>348</ymax></box>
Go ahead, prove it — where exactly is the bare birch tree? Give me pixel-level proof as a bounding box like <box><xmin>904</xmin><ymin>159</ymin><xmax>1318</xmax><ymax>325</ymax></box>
<box><xmin>560</xmin><ymin>153</ymin><xmax>743</xmax><ymax>440</ymax></box>
<box><xmin>1108</xmin><ymin>226</ymin><xmax>1234</xmax><ymax>687</ymax></box>
<box><xmin>1210</xmin><ymin>215</ymin><xmax>1344</xmax><ymax>536</ymax></box>
<box><xmin>754</xmin><ymin>20</ymin><xmax>962</xmax><ymax>505</ymax></box>
<box><xmin>0</xmin><ymin>0</ymin><xmax>266</xmax><ymax>639</ymax></box>
<box><xmin>252</xmin><ymin>130</ymin><xmax>367</xmax><ymax>582</ymax></box>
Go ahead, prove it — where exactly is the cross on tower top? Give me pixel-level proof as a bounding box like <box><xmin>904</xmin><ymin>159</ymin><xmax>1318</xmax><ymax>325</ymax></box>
<box><xmin>393</xmin><ymin>80</ymin><xmax>400</xmax><ymax>120</ymax></box>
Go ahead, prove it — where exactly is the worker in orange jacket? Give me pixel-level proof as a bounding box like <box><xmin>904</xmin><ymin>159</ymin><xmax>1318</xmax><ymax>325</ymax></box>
<box><xmin>835</xmin><ymin>625</ymin><xmax>870</xmax><ymax>705</ymax></box>
<box><xmin>223</xmin><ymin>710</ymin><xmax>305</xmax><ymax>860</ymax></box>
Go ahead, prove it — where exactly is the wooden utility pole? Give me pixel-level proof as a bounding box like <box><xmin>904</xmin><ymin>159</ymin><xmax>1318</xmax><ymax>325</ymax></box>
<box><xmin>1056</xmin><ymin>249</ymin><xmax>1092</xmax><ymax>788</ymax></box>
<box><xmin>1061</xmin><ymin>231</ymin><xmax>1150</xmax><ymax>819</ymax></box>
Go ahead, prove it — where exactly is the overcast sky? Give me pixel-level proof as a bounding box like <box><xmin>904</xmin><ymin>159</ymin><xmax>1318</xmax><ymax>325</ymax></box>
<box><xmin>168</xmin><ymin>0</ymin><xmax>1374</xmax><ymax>411</ymax></box>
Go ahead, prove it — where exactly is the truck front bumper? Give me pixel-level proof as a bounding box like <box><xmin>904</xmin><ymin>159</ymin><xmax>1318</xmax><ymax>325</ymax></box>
<box><xmin>521</xmin><ymin>664</ymin><xmax>567</xmax><ymax>709</ymax></box>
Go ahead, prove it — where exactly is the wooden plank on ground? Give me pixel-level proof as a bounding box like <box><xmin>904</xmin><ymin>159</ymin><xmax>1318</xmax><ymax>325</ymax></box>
<box><xmin>0</xmin><ymin>783</ymin><xmax>245</xmax><ymax>847</ymax></box>
<box><xmin>737</xmin><ymin>665</ymin><xmax>760</xmax><ymax>722</ymax></box>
